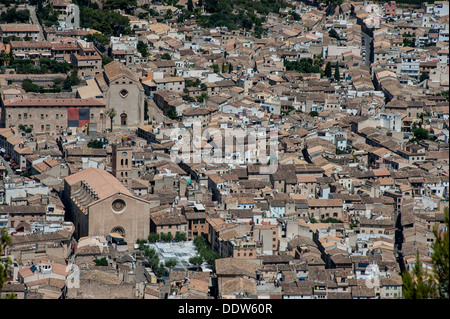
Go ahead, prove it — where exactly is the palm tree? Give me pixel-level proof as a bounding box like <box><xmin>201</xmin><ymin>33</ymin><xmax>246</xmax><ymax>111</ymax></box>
<box><xmin>107</xmin><ymin>108</ymin><xmax>117</xmax><ymax>132</ymax></box>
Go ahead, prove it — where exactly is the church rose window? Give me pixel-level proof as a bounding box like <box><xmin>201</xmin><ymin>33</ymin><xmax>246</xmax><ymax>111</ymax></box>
<box><xmin>112</xmin><ymin>199</ymin><xmax>126</xmax><ymax>213</ymax></box>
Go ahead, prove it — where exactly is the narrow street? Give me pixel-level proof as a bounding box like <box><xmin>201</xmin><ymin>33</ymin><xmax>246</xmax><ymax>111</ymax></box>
<box><xmin>27</xmin><ymin>4</ymin><xmax>46</xmax><ymax>41</ymax></box>
<box><xmin>395</xmin><ymin>211</ymin><xmax>406</xmax><ymax>273</ymax></box>
<box><xmin>160</xmin><ymin>273</ymin><xmax>170</xmax><ymax>299</ymax></box>
<box><xmin>361</xmin><ymin>31</ymin><xmax>373</xmax><ymax>67</ymax></box>
<box><xmin>0</xmin><ymin>154</ymin><xmax>16</xmax><ymax>177</ymax></box>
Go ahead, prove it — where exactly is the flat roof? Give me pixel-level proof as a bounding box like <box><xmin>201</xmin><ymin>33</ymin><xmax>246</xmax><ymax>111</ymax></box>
<box><xmin>146</xmin><ymin>241</ymin><xmax>212</xmax><ymax>271</ymax></box>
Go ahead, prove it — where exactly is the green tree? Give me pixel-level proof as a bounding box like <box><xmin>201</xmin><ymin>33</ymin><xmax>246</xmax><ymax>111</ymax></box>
<box><xmin>322</xmin><ymin>218</ymin><xmax>342</xmax><ymax>223</ymax></box>
<box><xmin>84</xmin><ymin>32</ymin><xmax>110</xmax><ymax>53</ymax></box>
<box><xmin>137</xmin><ymin>40</ymin><xmax>149</xmax><ymax>57</ymax></box>
<box><xmin>313</xmin><ymin>56</ymin><xmax>324</xmax><ymax>69</ymax></box>
<box><xmin>147</xmin><ymin>233</ymin><xmax>160</xmax><ymax>243</ymax></box>
<box><xmin>289</xmin><ymin>10</ymin><xmax>301</xmax><ymax>21</ymax></box>
<box><xmin>187</xmin><ymin>0</ymin><xmax>194</xmax><ymax>12</ymax></box>
<box><xmin>403</xmin><ymin>36</ymin><xmax>415</xmax><ymax>47</ymax></box>
<box><xmin>192</xmin><ymin>235</ymin><xmax>220</xmax><ymax>269</ymax></box>
<box><xmin>103</xmin><ymin>0</ymin><xmax>137</xmax><ymax>10</ymax></box>
<box><xmin>189</xmin><ymin>255</ymin><xmax>204</xmax><ymax>270</ymax></box>
<box><xmin>80</xmin><ymin>6</ymin><xmax>131</xmax><ymax>37</ymax></box>
<box><xmin>0</xmin><ymin>7</ymin><xmax>30</xmax><ymax>23</ymax></box>
<box><xmin>154</xmin><ymin>263</ymin><xmax>165</xmax><ymax>278</ymax></box>
<box><xmin>196</xmin><ymin>93</ymin><xmax>209</xmax><ymax>103</ymax></box>
<box><xmin>402</xmin><ymin>252</ymin><xmax>437</xmax><ymax>299</ymax></box>
<box><xmin>334</xmin><ymin>62</ymin><xmax>340</xmax><ymax>81</ymax></box>
<box><xmin>403</xmin><ymin>209</ymin><xmax>449</xmax><ymax>299</ymax></box>
<box><xmin>167</xmin><ymin>108</ymin><xmax>178</xmax><ymax>120</ymax></box>
<box><xmin>174</xmin><ymin>232</ymin><xmax>186</xmax><ymax>242</ymax></box>
<box><xmin>221</xmin><ymin>62</ymin><xmax>226</xmax><ymax>73</ymax></box>
<box><xmin>186</xmin><ymin>79</ymin><xmax>200</xmax><ymax>87</ymax></box>
<box><xmin>309</xmin><ymin>214</ymin><xmax>318</xmax><ymax>223</ymax></box>
<box><xmin>93</xmin><ymin>257</ymin><xmax>109</xmax><ymax>266</ymax></box>
<box><xmin>1</xmin><ymin>227</ymin><xmax>12</xmax><ymax>290</ymax></box>
<box><xmin>201</xmin><ymin>249</ymin><xmax>220</xmax><ymax>266</ymax></box>
<box><xmin>328</xmin><ymin>28</ymin><xmax>340</xmax><ymax>40</ymax></box>
<box><xmin>165</xmin><ymin>258</ymin><xmax>177</xmax><ymax>270</ymax></box>
<box><xmin>412</xmin><ymin>127</ymin><xmax>429</xmax><ymax>141</ymax></box>
<box><xmin>0</xmin><ymin>50</ymin><xmax>12</xmax><ymax>66</ymax></box>
<box><xmin>63</xmin><ymin>69</ymin><xmax>81</xmax><ymax>90</ymax></box>
<box><xmin>101</xmin><ymin>54</ymin><xmax>113</xmax><ymax>67</ymax></box>
<box><xmin>284</xmin><ymin>58</ymin><xmax>320</xmax><ymax>74</ymax></box>
<box><xmin>18</xmin><ymin>124</ymin><xmax>32</xmax><ymax>134</ymax></box>
<box><xmin>39</xmin><ymin>57</ymin><xmax>71</xmax><ymax>74</ymax></box>
<box><xmin>160</xmin><ymin>232</ymin><xmax>173</xmax><ymax>242</ymax></box>
<box><xmin>419</xmin><ymin>72</ymin><xmax>429</xmax><ymax>82</ymax></box>
<box><xmin>144</xmin><ymin>100</ymin><xmax>149</xmax><ymax>121</ymax></box>
<box><xmin>210</xmin><ymin>63</ymin><xmax>219</xmax><ymax>73</ymax></box>
<box><xmin>149</xmin><ymin>252</ymin><xmax>159</xmax><ymax>267</ymax></box>
<box><xmin>22</xmin><ymin>79</ymin><xmax>40</xmax><ymax>93</ymax></box>
<box><xmin>144</xmin><ymin>246</ymin><xmax>157</xmax><ymax>259</ymax></box>
<box><xmin>164</xmin><ymin>9</ymin><xmax>173</xmax><ymax>20</ymax></box>
<box><xmin>136</xmin><ymin>239</ymin><xmax>147</xmax><ymax>250</ymax></box>
<box><xmin>193</xmin><ymin>235</ymin><xmax>207</xmax><ymax>250</ymax></box>
<box><xmin>87</xmin><ymin>139</ymin><xmax>106</xmax><ymax>149</ymax></box>
<box><xmin>161</xmin><ymin>53</ymin><xmax>172</xmax><ymax>60</ymax></box>
<box><xmin>107</xmin><ymin>108</ymin><xmax>117</xmax><ymax>131</ymax></box>
<box><xmin>431</xmin><ymin>208</ymin><xmax>449</xmax><ymax>298</ymax></box>
<box><xmin>324</xmin><ymin>61</ymin><xmax>332</xmax><ymax>78</ymax></box>
<box><xmin>309</xmin><ymin>111</ymin><xmax>319</xmax><ymax>117</ymax></box>
<box><xmin>439</xmin><ymin>90</ymin><xmax>449</xmax><ymax>101</ymax></box>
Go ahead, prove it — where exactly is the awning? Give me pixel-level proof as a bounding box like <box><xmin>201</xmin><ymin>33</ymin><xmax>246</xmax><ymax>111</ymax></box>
<box><xmin>109</xmin><ymin>232</ymin><xmax>124</xmax><ymax>239</ymax></box>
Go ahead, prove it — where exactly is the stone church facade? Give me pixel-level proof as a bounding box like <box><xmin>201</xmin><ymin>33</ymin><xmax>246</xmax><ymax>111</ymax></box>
<box><xmin>94</xmin><ymin>61</ymin><xmax>146</xmax><ymax>129</ymax></box>
<box><xmin>63</xmin><ymin>167</ymin><xmax>158</xmax><ymax>246</ymax></box>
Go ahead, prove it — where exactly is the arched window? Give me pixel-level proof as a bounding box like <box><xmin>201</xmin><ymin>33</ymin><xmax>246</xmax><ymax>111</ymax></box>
<box><xmin>120</xmin><ymin>113</ymin><xmax>127</xmax><ymax>126</ymax></box>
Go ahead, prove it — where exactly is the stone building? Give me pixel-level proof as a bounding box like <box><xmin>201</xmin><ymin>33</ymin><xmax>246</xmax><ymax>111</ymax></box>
<box><xmin>0</xmin><ymin>24</ymin><xmax>40</xmax><ymax>41</ymax></box>
<box><xmin>95</xmin><ymin>61</ymin><xmax>145</xmax><ymax>128</ymax></box>
<box><xmin>70</xmin><ymin>41</ymin><xmax>102</xmax><ymax>79</ymax></box>
<box><xmin>94</xmin><ymin>61</ymin><xmax>146</xmax><ymax>129</ymax></box>
<box><xmin>0</xmin><ymin>90</ymin><xmax>107</xmax><ymax>135</ymax></box>
<box><xmin>111</xmin><ymin>143</ymin><xmax>133</xmax><ymax>187</ymax></box>
<box><xmin>63</xmin><ymin>167</ymin><xmax>157</xmax><ymax>245</ymax></box>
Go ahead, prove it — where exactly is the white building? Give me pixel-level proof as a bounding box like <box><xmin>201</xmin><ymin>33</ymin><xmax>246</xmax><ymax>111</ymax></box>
<box><xmin>400</xmin><ymin>53</ymin><xmax>420</xmax><ymax>78</ymax></box>
<box><xmin>3</xmin><ymin>180</ymin><xmax>50</xmax><ymax>205</ymax></box>
<box><xmin>378</xmin><ymin>112</ymin><xmax>402</xmax><ymax>133</ymax></box>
